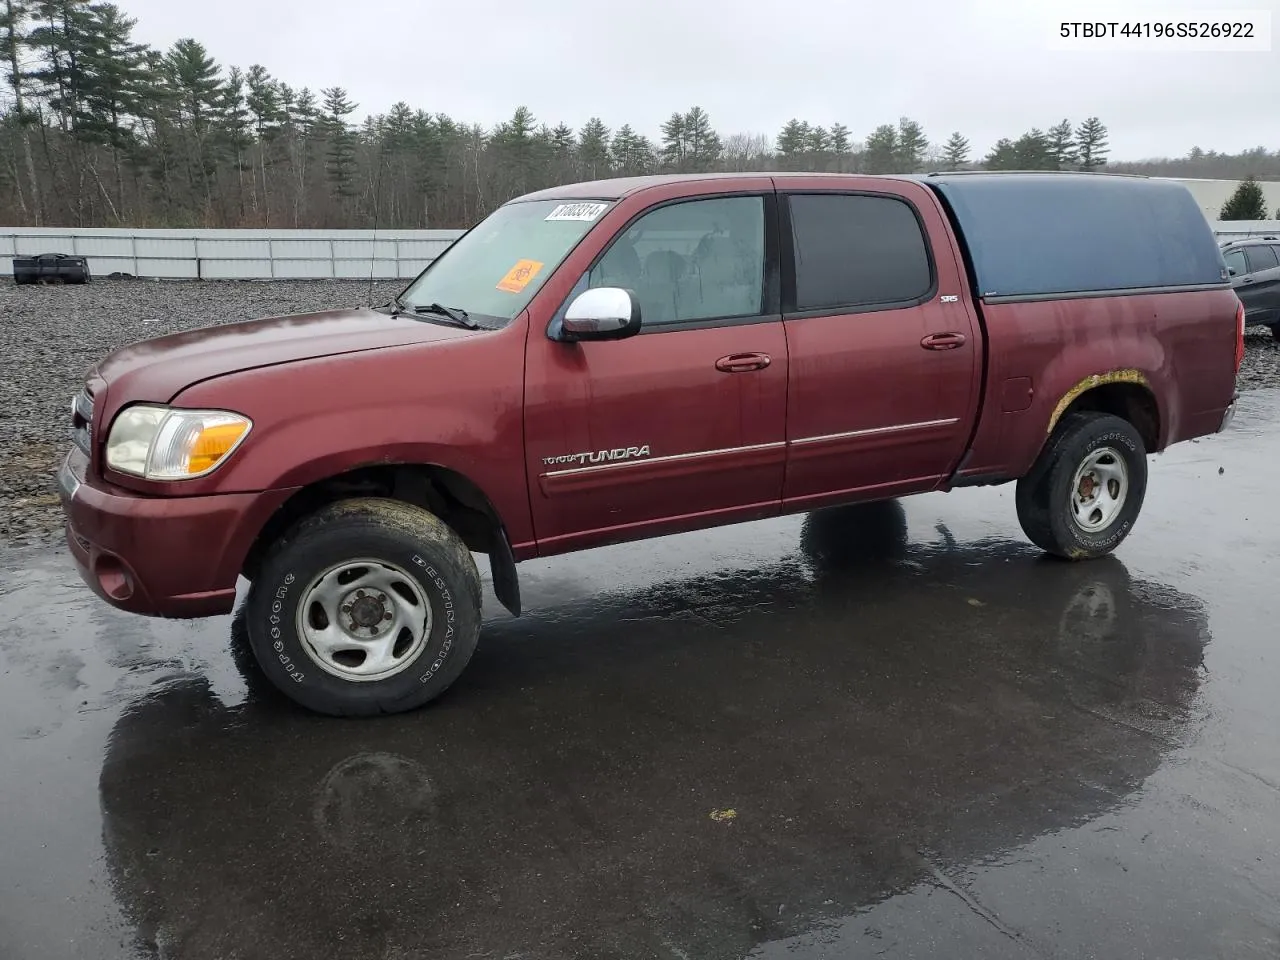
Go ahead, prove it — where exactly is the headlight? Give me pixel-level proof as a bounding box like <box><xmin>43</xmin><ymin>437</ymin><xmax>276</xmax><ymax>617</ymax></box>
<box><xmin>106</xmin><ymin>405</ymin><xmax>252</xmax><ymax>480</ymax></box>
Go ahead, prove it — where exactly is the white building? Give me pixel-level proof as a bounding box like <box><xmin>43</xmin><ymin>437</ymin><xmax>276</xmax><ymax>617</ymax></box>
<box><xmin>1155</xmin><ymin>177</ymin><xmax>1280</xmax><ymax>223</ymax></box>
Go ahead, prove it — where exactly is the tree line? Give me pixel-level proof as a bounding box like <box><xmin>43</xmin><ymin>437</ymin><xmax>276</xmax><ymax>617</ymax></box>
<box><xmin>1</xmin><ymin>1</ymin><xmax>1275</xmax><ymax>230</ymax></box>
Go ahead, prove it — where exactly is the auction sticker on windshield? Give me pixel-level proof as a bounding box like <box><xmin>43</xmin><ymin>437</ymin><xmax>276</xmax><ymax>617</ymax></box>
<box><xmin>496</xmin><ymin>259</ymin><xmax>545</xmax><ymax>293</ymax></box>
<box><xmin>545</xmin><ymin>202</ymin><xmax>608</xmax><ymax>222</ymax></box>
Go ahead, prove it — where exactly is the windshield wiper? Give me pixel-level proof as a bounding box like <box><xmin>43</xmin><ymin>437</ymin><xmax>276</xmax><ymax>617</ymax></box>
<box><xmin>412</xmin><ymin>302</ymin><xmax>479</xmax><ymax>329</ymax></box>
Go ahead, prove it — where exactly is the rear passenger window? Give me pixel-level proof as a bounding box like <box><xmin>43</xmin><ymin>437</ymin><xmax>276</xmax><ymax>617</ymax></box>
<box><xmin>788</xmin><ymin>194</ymin><xmax>932</xmax><ymax>312</ymax></box>
<box><xmin>1246</xmin><ymin>245</ymin><xmax>1280</xmax><ymax>272</ymax></box>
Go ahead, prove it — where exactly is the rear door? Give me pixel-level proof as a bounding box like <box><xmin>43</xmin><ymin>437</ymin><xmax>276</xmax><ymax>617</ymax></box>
<box><xmin>777</xmin><ymin>179</ymin><xmax>981</xmax><ymax>510</ymax></box>
<box><xmin>522</xmin><ymin>183</ymin><xmax>789</xmax><ymax>555</ymax></box>
<box><xmin>1242</xmin><ymin>244</ymin><xmax>1280</xmax><ymax>324</ymax></box>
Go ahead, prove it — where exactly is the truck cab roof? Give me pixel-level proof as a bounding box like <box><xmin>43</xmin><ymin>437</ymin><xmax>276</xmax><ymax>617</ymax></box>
<box><xmin>511</xmin><ymin>170</ymin><xmax>1154</xmax><ymax>204</ymax></box>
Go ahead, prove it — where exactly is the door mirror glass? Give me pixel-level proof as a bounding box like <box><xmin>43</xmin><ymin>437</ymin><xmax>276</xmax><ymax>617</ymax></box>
<box><xmin>560</xmin><ymin>287</ymin><xmax>642</xmax><ymax>341</ymax></box>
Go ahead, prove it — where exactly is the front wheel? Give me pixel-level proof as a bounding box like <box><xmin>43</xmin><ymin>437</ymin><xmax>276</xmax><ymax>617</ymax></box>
<box><xmin>1015</xmin><ymin>412</ymin><xmax>1148</xmax><ymax>560</ymax></box>
<box><xmin>246</xmin><ymin>498</ymin><xmax>482</xmax><ymax>717</ymax></box>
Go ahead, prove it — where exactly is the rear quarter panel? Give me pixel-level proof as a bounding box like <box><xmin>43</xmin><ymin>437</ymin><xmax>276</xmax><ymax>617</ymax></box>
<box><xmin>957</xmin><ymin>288</ymin><xmax>1239</xmax><ymax>480</ymax></box>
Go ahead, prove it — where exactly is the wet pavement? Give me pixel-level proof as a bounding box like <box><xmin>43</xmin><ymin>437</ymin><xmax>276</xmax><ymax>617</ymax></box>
<box><xmin>2</xmin><ymin>391</ymin><xmax>1279</xmax><ymax>960</ymax></box>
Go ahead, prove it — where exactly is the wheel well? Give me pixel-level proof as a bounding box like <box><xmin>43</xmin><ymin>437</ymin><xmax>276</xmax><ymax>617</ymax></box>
<box><xmin>242</xmin><ymin>464</ymin><xmax>504</xmax><ymax>582</ymax></box>
<box><xmin>1059</xmin><ymin>383</ymin><xmax>1160</xmax><ymax>451</ymax></box>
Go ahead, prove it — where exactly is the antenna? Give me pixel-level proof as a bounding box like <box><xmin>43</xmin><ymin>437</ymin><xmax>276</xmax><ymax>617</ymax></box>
<box><xmin>367</xmin><ymin>137</ymin><xmax>388</xmax><ymax>306</ymax></box>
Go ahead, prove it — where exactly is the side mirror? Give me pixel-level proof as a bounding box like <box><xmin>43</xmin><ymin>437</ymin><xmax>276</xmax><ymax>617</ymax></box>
<box><xmin>1228</xmin><ymin>267</ymin><xmax>1239</xmax><ymax>277</ymax></box>
<box><xmin>560</xmin><ymin>287</ymin><xmax>642</xmax><ymax>341</ymax></box>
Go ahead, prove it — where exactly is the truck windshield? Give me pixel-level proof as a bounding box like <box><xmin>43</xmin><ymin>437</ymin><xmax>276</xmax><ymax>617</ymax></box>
<box><xmin>399</xmin><ymin>199</ymin><xmax>613</xmax><ymax>325</ymax></box>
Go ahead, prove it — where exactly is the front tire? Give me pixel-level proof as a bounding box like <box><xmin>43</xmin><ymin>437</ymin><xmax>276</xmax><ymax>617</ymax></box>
<box><xmin>246</xmin><ymin>498</ymin><xmax>482</xmax><ymax>717</ymax></box>
<box><xmin>1015</xmin><ymin>412</ymin><xmax>1148</xmax><ymax>560</ymax></box>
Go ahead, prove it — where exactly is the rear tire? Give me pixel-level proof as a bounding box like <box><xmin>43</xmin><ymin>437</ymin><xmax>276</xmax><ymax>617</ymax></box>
<box><xmin>1270</xmin><ymin>324</ymin><xmax>1280</xmax><ymax>341</ymax></box>
<box><xmin>246</xmin><ymin>497</ymin><xmax>482</xmax><ymax>717</ymax></box>
<box><xmin>1015</xmin><ymin>412</ymin><xmax>1148</xmax><ymax>560</ymax></box>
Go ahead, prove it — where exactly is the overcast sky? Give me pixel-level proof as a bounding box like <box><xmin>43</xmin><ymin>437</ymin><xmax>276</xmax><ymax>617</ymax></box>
<box><xmin>119</xmin><ymin>0</ymin><xmax>1278</xmax><ymax>160</ymax></box>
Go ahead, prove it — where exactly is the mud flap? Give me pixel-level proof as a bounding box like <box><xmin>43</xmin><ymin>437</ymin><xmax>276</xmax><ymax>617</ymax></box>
<box><xmin>488</xmin><ymin>526</ymin><xmax>521</xmax><ymax>617</ymax></box>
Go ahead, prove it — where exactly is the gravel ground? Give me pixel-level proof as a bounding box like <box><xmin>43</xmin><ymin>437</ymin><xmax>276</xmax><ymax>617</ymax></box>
<box><xmin>1</xmin><ymin>279</ymin><xmax>1278</xmax><ymax>547</ymax></box>
<box><xmin>0</xmin><ymin>279</ymin><xmax>402</xmax><ymax>546</ymax></box>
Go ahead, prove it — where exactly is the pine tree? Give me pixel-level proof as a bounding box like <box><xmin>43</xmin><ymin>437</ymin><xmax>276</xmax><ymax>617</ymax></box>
<box><xmin>660</xmin><ymin>111</ymin><xmax>686</xmax><ymax>170</ymax></box>
<box><xmin>863</xmin><ymin>123</ymin><xmax>898</xmax><ymax>174</ymax></box>
<box><xmin>807</xmin><ymin>125</ymin><xmax>830</xmax><ymax>157</ymax></box>
<box><xmin>776</xmin><ymin>118</ymin><xmax>809</xmax><ymax>161</ymax></box>
<box><xmin>1075</xmin><ymin>117</ymin><xmax>1109</xmax><ymax>170</ymax></box>
<box><xmin>161</xmin><ymin>38</ymin><xmax>225</xmax><ymax>218</ymax></box>
<box><xmin>244</xmin><ymin>64</ymin><xmax>282</xmax><ymax>222</ymax></box>
<box><xmin>220</xmin><ymin>66</ymin><xmax>253</xmax><ymax>217</ymax></box>
<box><xmin>490</xmin><ymin>105</ymin><xmax>540</xmax><ymax>197</ymax></box>
<box><xmin>828</xmin><ymin>123</ymin><xmax>852</xmax><ymax>171</ymax></box>
<box><xmin>320</xmin><ymin>85</ymin><xmax>357</xmax><ymax>205</ymax></box>
<box><xmin>829</xmin><ymin>123</ymin><xmax>851</xmax><ymax>154</ymax></box>
<box><xmin>611</xmin><ymin>123</ymin><xmax>653</xmax><ymax>176</ymax></box>
<box><xmin>983</xmin><ymin>138</ymin><xmax>1018</xmax><ymax>170</ymax></box>
<box><xmin>1219</xmin><ymin>176</ymin><xmax>1267</xmax><ymax>220</ymax></box>
<box><xmin>1047</xmin><ymin>119</ymin><xmax>1076</xmax><ymax>168</ymax></box>
<box><xmin>577</xmin><ymin>117</ymin><xmax>609</xmax><ymax>178</ymax></box>
<box><xmin>2</xmin><ymin>0</ymin><xmax>43</xmax><ymax>221</ymax></box>
<box><xmin>27</xmin><ymin>0</ymin><xmax>96</xmax><ymax>132</ymax></box>
<box><xmin>683</xmin><ymin>106</ymin><xmax>721</xmax><ymax>171</ymax></box>
<box><xmin>1013</xmin><ymin>129</ymin><xmax>1052</xmax><ymax>169</ymax></box>
<box><xmin>941</xmin><ymin>131</ymin><xmax>970</xmax><ymax>168</ymax></box>
<box><xmin>896</xmin><ymin>117</ymin><xmax>928</xmax><ymax>173</ymax></box>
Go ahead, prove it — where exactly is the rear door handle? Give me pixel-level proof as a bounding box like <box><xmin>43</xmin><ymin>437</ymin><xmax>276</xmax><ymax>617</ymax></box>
<box><xmin>715</xmin><ymin>352</ymin><xmax>771</xmax><ymax>373</ymax></box>
<box><xmin>921</xmin><ymin>332</ymin><xmax>967</xmax><ymax>350</ymax></box>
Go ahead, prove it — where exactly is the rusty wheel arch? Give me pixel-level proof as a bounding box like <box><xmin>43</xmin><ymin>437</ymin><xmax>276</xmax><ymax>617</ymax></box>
<box><xmin>1045</xmin><ymin>371</ymin><xmax>1162</xmax><ymax>453</ymax></box>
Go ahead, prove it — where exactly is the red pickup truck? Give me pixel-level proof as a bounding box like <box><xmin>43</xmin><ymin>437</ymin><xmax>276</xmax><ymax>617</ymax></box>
<box><xmin>58</xmin><ymin>171</ymin><xmax>1243</xmax><ymax>716</ymax></box>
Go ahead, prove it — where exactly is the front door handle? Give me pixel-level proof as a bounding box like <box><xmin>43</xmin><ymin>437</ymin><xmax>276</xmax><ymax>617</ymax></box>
<box><xmin>716</xmin><ymin>352</ymin><xmax>772</xmax><ymax>373</ymax></box>
<box><xmin>921</xmin><ymin>332</ymin><xmax>967</xmax><ymax>350</ymax></box>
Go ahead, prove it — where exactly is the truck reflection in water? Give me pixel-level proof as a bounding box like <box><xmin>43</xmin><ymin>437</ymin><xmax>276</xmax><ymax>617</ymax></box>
<box><xmin>98</xmin><ymin>500</ymin><xmax>1211</xmax><ymax>960</ymax></box>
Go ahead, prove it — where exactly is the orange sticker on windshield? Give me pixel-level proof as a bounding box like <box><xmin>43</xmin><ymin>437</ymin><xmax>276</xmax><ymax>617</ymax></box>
<box><xmin>496</xmin><ymin>259</ymin><xmax>544</xmax><ymax>293</ymax></box>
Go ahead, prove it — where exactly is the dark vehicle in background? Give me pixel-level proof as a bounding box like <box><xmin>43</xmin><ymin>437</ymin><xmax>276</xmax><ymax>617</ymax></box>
<box><xmin>1221</xmin><ymin>236</ymin><xmax>1280</xmax><ymax>338</ymax></box>
<box><xmin>58</xmin><ymin>171</ymin><xmax>1243</xmax><ymax>717</ymax></box>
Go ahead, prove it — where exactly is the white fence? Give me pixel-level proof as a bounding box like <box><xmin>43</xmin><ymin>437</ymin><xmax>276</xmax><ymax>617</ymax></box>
<box><xmin>3</xmin><ymin>220</ymin><xmax>1279</xmax><ymax>281</ymax></box>
<box><xmin>0</xmin><ymin>227</ymin><xmax>466</xmax><ymax>280</ymax></box>
<box><xmin>1211</xmin><ymin>220</ymin><xmax>1280</xmax><ymax>241</ymax></box>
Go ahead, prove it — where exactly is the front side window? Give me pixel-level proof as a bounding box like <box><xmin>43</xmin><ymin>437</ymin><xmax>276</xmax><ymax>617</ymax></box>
<box><xmin>401</xmin><ymin>199</ymin><xmax>613</xmax><ymax>324</ymax></box>
<box><xmin>789</xmin><ymin>193</ymin><xmax>932</xmax><ymax>312</ymax></box>
<box><xmin>586</xmin><ymin>196</ymin><xmax>765</xmax><ymax>325</ymax></box>
<box><xmin>1224</xmin><ymin>248</ymin><xmax>1249</xmax><ymax>276</ymax></box>
<box><xmin>1246</xmin><ymin>244</ymin><xmax>1280</xmax><ymax>273</ymax></box>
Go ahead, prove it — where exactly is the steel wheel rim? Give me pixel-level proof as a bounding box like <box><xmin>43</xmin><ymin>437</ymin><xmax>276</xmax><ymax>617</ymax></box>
<box><xmin>1070</xmin><ymin>446</ymin><xmax>1129</xmax><ymax>533</ymax></box>
<box><xmin>295</xmin><ymin>558</ymin><xmax>432</xmax><ymax>682</ymax></box>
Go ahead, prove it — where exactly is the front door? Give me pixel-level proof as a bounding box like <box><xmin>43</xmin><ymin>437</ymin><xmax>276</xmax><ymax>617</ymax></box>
<box><xmin>777</xmin><ymin>181</ymin><xmax>981</xmax><ymax>509</ymax></box>
<box><xmin>523</xmin><ymin>190</ymin><xmax>789</xmax><ymax>554</ymax></box>
<box><xmin>1241</xmin><ymin>243</ymin><xmax>1280</xmax><ymax>325</ymax></box>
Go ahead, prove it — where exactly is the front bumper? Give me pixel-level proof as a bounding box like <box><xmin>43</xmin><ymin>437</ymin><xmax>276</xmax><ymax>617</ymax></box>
<box><xmin>57</xmin><ymin>449</ymin><xmax>293</xmax><ymax>618</ymax></box>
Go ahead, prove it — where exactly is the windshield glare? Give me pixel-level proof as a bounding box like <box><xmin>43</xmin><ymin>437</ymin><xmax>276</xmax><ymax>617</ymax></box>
<box><xmin>400</xmin><ymin>199</ymin><xmax>613</xmax><ymax>323</ymax></box>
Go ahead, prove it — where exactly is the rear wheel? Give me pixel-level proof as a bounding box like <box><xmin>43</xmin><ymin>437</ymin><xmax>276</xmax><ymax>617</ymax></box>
<box><xmin>1015</xmin><ymin>412</ymin><xmax>1148</xmax><ymax>560</ymax></box>
<box><xmin>246</xmin><ymin>497</ymin><xmax>482</xmax><ymax>717</ymax></box>
<box><xmin>1271</xmin><ymin>324</ymin><xmax>1280</xmax><ymax>341</ymax></box>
